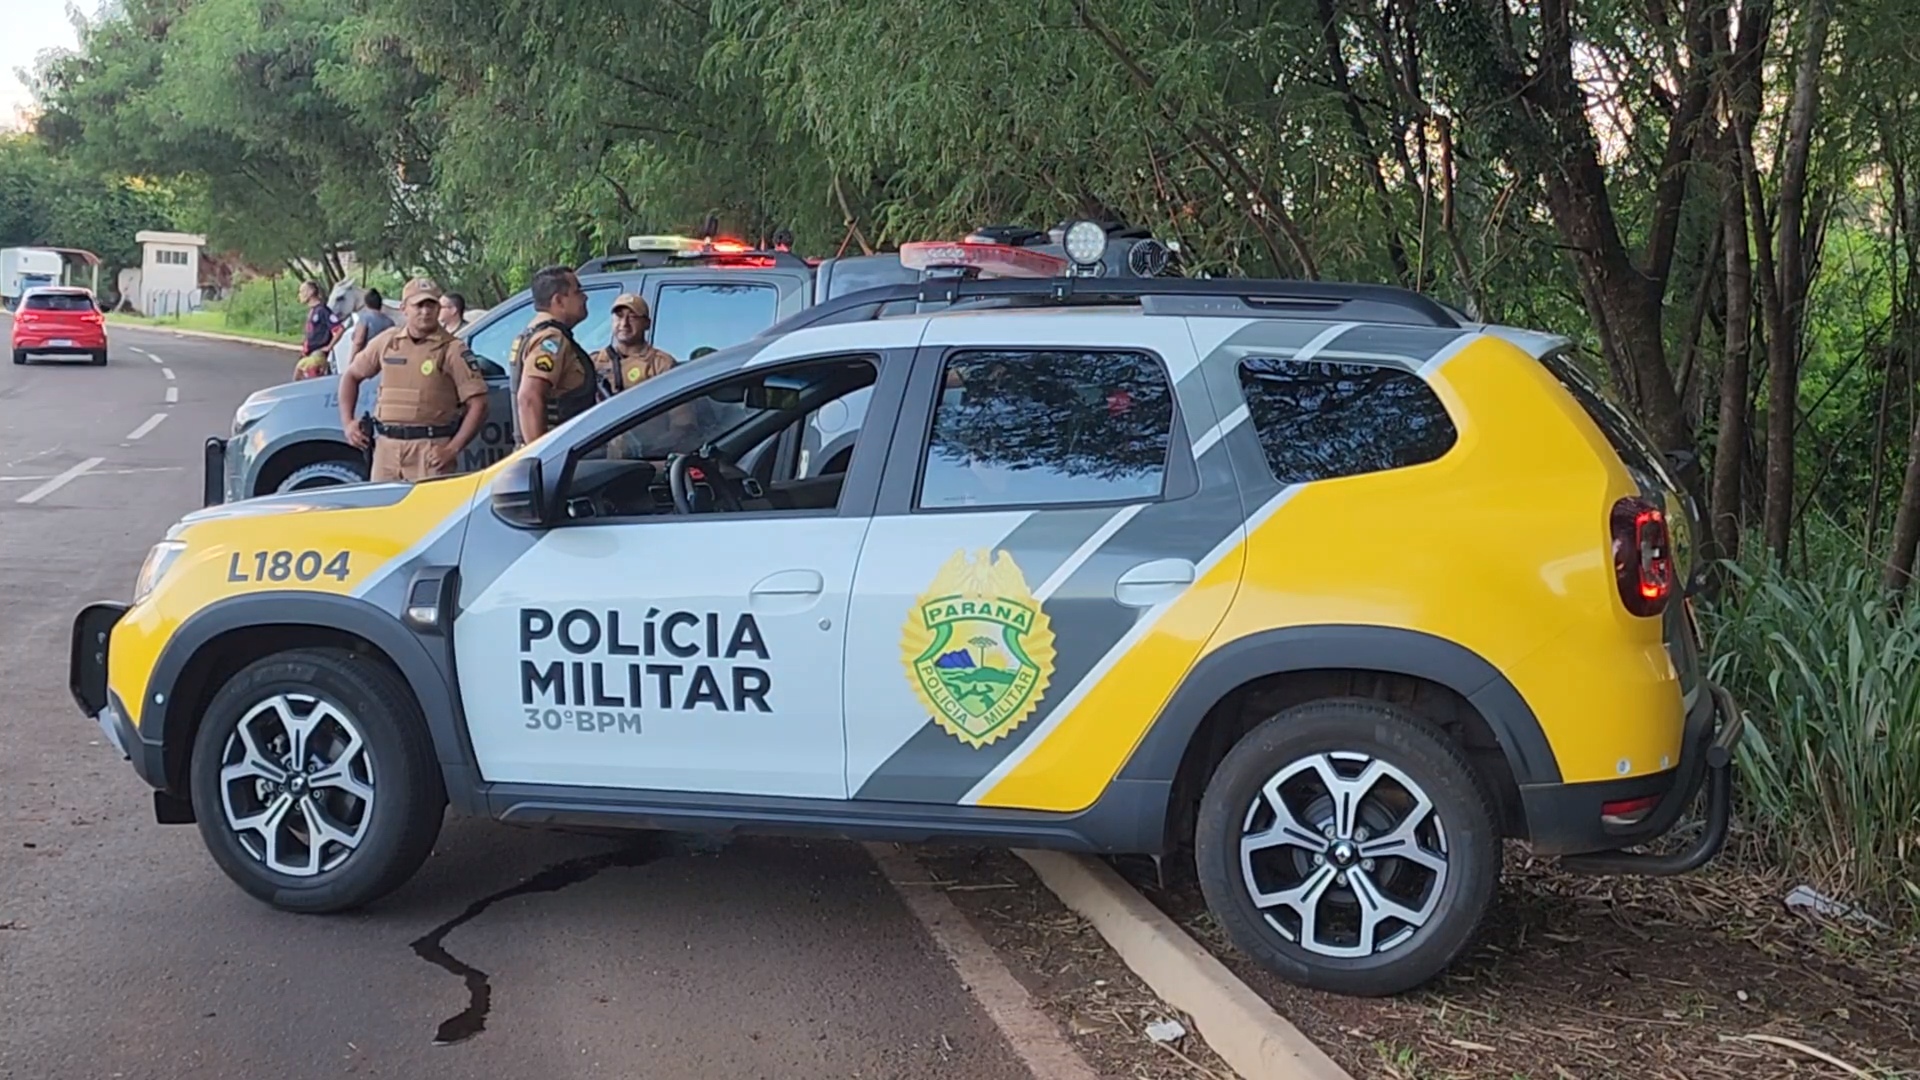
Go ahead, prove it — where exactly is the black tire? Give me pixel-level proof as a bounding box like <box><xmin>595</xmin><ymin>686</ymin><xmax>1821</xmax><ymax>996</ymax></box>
<box><xmin>11</xmin><ymin>350</ymin><xmax>24</xmax><ymax>365</ymax></box>
<box><xmin>188</xmin><ymin>648</ymin><xmax>446</xmax><ymax>913</ymax></box>
<box><xmin>92</xmin><ymin>350</ymin><xmax>108</xmax><ymax>366</ymax></box>
<box><xmin>1193</xmin><ymin>698</ymin><xmax>1499</xmax><ymax>997</ymax></box>
<box><xmin>273</xmin><ymin>458</ymin><xmax>367</xmax><ymax>494</ymax></box>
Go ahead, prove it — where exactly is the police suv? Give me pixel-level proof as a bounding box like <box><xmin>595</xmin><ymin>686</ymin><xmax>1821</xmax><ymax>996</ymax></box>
<box><xmin>73</xmin><ymin>221</ymin><xmax>1741</xmax><ymax>996</ymax></box>
<box><xmin>206</xmin><ymin>235</ymin><xmax>925</xmax><ymax>503</ymax></box>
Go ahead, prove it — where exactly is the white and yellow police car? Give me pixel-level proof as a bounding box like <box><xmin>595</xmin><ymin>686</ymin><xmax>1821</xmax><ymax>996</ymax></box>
<box><xmin>71</xmin><ymin>222</ymin><xmax>1741</xmax><ymax>996</ymax></box>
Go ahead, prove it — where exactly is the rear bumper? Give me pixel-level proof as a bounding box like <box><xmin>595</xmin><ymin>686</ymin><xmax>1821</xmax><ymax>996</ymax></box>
<box><xmin>1519</xmin><ymin>680</ymin><xmax>1743</xmax><ymax>871</ymax></box>
<box><xmin>14</xmin><ymin>341</ymin><xmax>106</xmax><ymax>355</ymax></box>
<box><xmin>70</xmin><ymin>602</ymin><xmax>169</xmax><ymax>792</ymax></box>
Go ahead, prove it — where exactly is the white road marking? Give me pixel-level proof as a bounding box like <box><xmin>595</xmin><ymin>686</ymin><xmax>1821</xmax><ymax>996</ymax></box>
<box><xmin>3</xmin><ymin>447</ymin><xmax>57</xmax><ymax>469</ymax></box>
<box><xmin>164</xmin><ymin>386</ymin><xmax>179</xmax><ymax>404</ymax></box>
<box><xmin>126</xmin><ymin>413</ymin><xmax>168</xmax><ymax>440</ymax></box>
<box><xmin>135</xmin><ymin>348</ymin><xmax>162</xmax><ymax>363</ymax></box>
<box><xmin>866</xmin><ymin>843</ymin><xmax>1103</xmax><ymax>1080</ymax></box>
<box><xmin>161</xmin><ymin>368</ymin><xmax>175</xmax><ymax>381</ymax></box>
<box><xmin>16</xmin><ymin>457</ymin><xmax>105</xmax><ymax>504</ymax></box>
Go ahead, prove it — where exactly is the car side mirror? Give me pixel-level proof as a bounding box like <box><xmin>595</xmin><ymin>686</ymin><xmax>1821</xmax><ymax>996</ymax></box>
<box><xmin>491</xmin><ymin>456</ymin><xmax>551</xmax><ymax>528</ymax></box>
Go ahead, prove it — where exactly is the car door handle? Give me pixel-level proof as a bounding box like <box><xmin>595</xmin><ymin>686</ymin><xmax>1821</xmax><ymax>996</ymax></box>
<box><xmin>1114</xmin><ymin>559</ymin><xmax>1196</xmax><ymax>608</ymax></box>
<box><xmin>751</xmin><ymin>569</ymin><xmax>825</xmax><ymax>596</ymax></box>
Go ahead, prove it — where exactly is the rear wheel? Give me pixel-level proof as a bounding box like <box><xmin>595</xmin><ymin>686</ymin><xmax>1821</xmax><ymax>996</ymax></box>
<box><xmin>11</xmin><ymin>350</ymin><xmax>24</xmax><ymax>365</ymax></box>
<box><xmin>1193</xmin><ymin>699</ymin><xmax>1499</xmax><ymax>996</ymax></box>
<box><xmin>91</xmin><ymin>349</ymin><xmax>107</xmax><ymax>365</ymax></box>
<box><xmin>188</xmin><ymin>648</ymin><xmax>445</xmax><ymax>913</ymax></box>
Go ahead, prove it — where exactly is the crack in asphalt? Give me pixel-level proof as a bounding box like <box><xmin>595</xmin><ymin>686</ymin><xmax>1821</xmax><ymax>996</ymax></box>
<box><xmin>409</xmin><ymin>838</ymin><xmax>670</xmax><ymax>1046</ymax></box>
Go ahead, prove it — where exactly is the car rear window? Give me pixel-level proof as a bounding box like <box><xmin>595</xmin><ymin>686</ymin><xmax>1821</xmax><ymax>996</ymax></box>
<box><xmin>651</xmin><ymin>282</ymin><xmax>780</xmax><ymax>362</ymax></box>
<box><xmin>1236</xmin><ymin>358</ymin><xmax>1457</xmax><ymax>484</ymax></box>
<box><xmin>24</xmin><ymin>293</ymin><xmax>94</xmax><ymax>312</ymax></box>
<box><xmin>918</xmin><ymin>348</ymin><xmax>1175</xmax><ymax>509</ymax></box>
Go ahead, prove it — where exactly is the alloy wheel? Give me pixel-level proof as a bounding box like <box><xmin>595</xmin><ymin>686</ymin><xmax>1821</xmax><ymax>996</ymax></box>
<box><xmin>1237</xmin><ymin>750</ymin><xmax>1449</xmax><ymax>958</ymax></box>
<box><xmin>217</xmin><ymin>693</ymin><xmax>376</xmax><ymax>877</ymax></box>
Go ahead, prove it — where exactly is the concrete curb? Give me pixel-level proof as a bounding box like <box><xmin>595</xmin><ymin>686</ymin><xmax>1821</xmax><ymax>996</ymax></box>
<box><xmin>1016</xmin><ymin>850</ymin><xmax>1354</xmax><ymax>1080</ymax></box>
<box><xmin>107</xmin><ymin>319</ymin><xmax>302</xmax><ymax>352</ymax></box>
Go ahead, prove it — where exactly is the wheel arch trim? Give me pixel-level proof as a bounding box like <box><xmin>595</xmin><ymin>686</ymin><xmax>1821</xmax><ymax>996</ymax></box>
<box><xmin>142</xmin><ymin>591</ymin><xmax>481</xmax><ymax>807</ymax></box>
<box><xmin>1116</xmin><ymin>624</ymin><xmax>1561</xmax><ymax>788</ymax></box>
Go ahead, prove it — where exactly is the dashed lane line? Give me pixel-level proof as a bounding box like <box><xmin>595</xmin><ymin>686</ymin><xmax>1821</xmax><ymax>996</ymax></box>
<box><xmin>161</xmin><ymin>368</ymin><xmax>175</xmax><ymax>380</ymax></box>
<box><xmin>16</xmin><ymin>457</ymin><xmax>104</xmax><ymax>504</ymax></box>
<box><xmin>165</xmin><ymin>386</ymin><xmax>179</xmax><ymax>404</ymax></box>
<box><xmin>126</xmin><ymin>413</ymin><xmax>168</xmax><ymax>441</ymax></box>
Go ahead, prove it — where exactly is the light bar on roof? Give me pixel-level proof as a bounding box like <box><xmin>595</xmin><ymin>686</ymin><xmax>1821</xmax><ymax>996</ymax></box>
<box><xmin>628</xmin><ymin>234</ymin><xmax>705</xmax><ymax>253</ymax></box>
<box><xmin>898</xmin><ymin>240</ymin><xmax>1068</xmax><ymax>278</ymax></box>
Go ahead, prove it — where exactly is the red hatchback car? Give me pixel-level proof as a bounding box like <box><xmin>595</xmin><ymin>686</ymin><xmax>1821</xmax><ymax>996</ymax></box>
<box><xmin>11</xmin><ymin>286</ymin><xmax>109</xmax><ymax>366</ymax></box>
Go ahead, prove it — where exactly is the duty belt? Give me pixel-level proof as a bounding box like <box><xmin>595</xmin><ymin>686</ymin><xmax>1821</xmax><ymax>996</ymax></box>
<box><xmin>373</xmin><ymin>420</ymin><xmax>459</xmax><ymax>440</ymax></box>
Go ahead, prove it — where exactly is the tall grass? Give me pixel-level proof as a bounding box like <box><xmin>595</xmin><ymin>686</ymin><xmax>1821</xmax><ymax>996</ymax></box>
<box><xmin>1698</xmin><ymin>531</ymin><xmax>1920</xmax><ymax>926</ymax></box>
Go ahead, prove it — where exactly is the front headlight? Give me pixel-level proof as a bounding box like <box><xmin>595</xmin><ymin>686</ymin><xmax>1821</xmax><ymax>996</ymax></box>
<box><xmin>232</xmin><ymin>395</ymin><xmax>275</xmax><ymax>437</ymax></box>
<box><xmin>133</xmin><ymin>541</ymin><xmax>187</xmax><ymax>604</ymax></box>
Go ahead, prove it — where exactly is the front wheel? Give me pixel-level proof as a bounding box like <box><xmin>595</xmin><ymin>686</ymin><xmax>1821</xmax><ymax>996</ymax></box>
<box><xmin>1193</xmin><ymin>699</ymin><xmax>1499</xmax><ymax>996</ymax></box>
<box><xmin>273</xmin><ymin>458</ymin><xmax>367</xmax><ymax>494</ymax></box>
<box><xmin>188</xmin><ymin>648</ymin><xmax>446</xmax><ymax>913</ymax></box>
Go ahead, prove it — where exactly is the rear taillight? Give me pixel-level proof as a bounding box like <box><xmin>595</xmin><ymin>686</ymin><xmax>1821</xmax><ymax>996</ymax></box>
<box><xmin>1601</xmin><ymin>793</ymin><xmax>1660</xmax><ymax>827</ymax></box>
<box><xmin>1611</xmin><ymin>497</ymin><xmax>1673</xmax><ymax>616</ymax></box>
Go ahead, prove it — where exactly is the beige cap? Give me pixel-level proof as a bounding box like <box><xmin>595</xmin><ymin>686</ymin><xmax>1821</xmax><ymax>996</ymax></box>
<box><xmin>611</xmin><ymin>293</ymin><xmax>650</xmax><ymax>318</ymax></box>
<box><xmin>401</xmin><ymin>276</ymin><xmax>443</xmax><ymax>306</ymax></box>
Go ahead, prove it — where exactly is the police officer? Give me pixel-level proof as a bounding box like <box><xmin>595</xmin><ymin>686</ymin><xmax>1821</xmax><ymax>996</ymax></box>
<box><xmin>338</xmin><ymin>277</ymin><xmax>488</xmax><ymax>482</ymax></box>
<box><xmin>593</xmin><ymin>293</ymin><xmax>677</xmax><ymax>396</ymax></box>
<box><xmin>511</xmin><ymin>265</ymin><xmax>594</xmax><ymax>445</ymax></box>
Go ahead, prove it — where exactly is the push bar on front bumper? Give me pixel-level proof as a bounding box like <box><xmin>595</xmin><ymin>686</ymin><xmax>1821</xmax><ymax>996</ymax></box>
<box><xmin>1558</xmin><ymin>682</ymin><xmax>1744</xmax><ymax>876</ymax></box>
<box><xmin>203</xmin><ymin>437</ymin><xmax>227</xmax><ymax>506</ymax></box>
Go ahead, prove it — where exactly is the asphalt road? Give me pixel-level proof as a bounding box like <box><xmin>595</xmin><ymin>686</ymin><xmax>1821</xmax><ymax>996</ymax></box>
<box><xmin>0</xmin><ymin>322</ymin><xmax>1039</xmax><ymax>1079</ymax></box>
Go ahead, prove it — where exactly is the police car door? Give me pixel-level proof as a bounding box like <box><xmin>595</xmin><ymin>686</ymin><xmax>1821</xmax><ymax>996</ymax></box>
<box><xmin>842</xmin><ymin>314</ymin><xmax>1247</xmax><ymax>814</ymax></box>
<box><xmin>450</xmin><ymin>343</ymin><xmax>910</xmax><ymax>800</ymax></box>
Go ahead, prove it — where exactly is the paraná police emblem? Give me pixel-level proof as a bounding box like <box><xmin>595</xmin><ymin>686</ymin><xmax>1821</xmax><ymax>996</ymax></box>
<box><xmin>901</xmin><ymin>549</ymin><xmax>1055</xmax><ymax>749</ymax></box>
<box><xmin>627</xmin><ymin>366</ymin><xmax>642</xmax><ymax>383</ymax></box>
<box><xmin>420</xmin><ymin>359</ymin><xmax>436</xmax><ymax>376</ymax></box>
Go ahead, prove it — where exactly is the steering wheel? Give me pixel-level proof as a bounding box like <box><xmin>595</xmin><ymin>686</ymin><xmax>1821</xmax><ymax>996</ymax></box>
<box><xmin>667</xmin><ymin>451</ymin><xmax>745</xmax><ymax>515</ymax></box>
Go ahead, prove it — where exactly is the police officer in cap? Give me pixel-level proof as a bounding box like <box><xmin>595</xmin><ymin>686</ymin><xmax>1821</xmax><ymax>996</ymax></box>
<box><xmin>338</xmin><ymin>277</ymin><xmax>488</xmax><ymax>481</ymax></box>
<box><xmin>594</xmin><ymin>293</ymin><xmax>678</xmax><ymax>397</ymax></box>
<box><xmin>511</xmin><ymin>265</ymin><xmax>594</xmax><ymax>445</ymax></box>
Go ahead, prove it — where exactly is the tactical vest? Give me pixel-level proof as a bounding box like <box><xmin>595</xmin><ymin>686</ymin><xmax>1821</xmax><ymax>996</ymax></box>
<box><xmin>373</xmin><ymin>329</ymin><xmax>464</xmax><ymax>426</ymax></box>
<box><xmin>510</xmin><ymin>316</ymin><xmax>596</xmax><ymax>441</ymax></box>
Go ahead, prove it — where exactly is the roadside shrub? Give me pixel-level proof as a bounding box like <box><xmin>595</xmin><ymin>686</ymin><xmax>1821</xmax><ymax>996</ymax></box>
<box><xmin>218</xmin><ymin>275</ymin><xmax>308</xmax><ymax>335</ymax></box>
<box><xmin>1698</xmin><ymin>530</ymin><xmax>1920</xmax><ymax>927</ymax></box>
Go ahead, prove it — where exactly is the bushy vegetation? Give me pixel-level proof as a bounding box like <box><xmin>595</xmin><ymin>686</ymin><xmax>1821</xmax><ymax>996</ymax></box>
<box><xmin>1702</xmin><ymin>529</ymin><xmax>1920</xmax><ymax>925</ymax></box>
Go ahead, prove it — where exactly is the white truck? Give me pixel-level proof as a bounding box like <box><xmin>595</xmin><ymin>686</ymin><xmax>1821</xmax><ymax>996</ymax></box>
<box><xmin>1</xmin><ymin>247</ymin><xmax>65</xmax><ymax>309</ymax></box>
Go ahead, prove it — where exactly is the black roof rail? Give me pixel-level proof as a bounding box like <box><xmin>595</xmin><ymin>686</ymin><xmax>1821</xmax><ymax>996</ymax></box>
<box><xmin>760</xmin><ymin>275</ymin><xmax>1460</xmax><ymax>335</ymax></box>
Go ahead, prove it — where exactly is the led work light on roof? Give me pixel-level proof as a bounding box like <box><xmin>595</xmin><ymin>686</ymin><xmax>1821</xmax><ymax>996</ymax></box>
<box><xmin>1063</xmin><ymin>220</ymin><xmax>1110</xmax><ymax>272</ymax></box>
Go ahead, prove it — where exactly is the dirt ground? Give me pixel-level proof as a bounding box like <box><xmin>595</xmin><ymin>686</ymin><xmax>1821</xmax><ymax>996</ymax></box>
<box><xmin>1110</xmin><ymin>842</ymin><xmax>1920</xmax><ymax>1080</ymax></box>
<box><xmin>915</xmin><ymin>847</ymin><xmax>1239</xmax><ymax>1079</ymax></box>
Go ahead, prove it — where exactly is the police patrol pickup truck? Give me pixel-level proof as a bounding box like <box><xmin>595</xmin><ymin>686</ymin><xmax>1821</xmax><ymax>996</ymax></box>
<box><xmin>72</xmin><ymin>221</ymin><xmax>1741</xmax><ymax>996</ymax></box>
<box><xmin>205</xmin><ymin>235</ymin><xmax>925</xmax><ymax>503</ymax></box>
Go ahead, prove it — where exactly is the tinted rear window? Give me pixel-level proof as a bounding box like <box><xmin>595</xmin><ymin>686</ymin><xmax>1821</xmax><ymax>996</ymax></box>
<box><xmin>1237</xmin><ymin>358</ymin><xmax>1457</xmax><ymax>484</ymax></box>
<box><xmin>652</xmin><ymin>282</ymin><xmax>780</xmax><ymax>362</ymax></box>
<box><xmin>24</xmin><ymin>293</ymin><xmax>94</xmax><ymax>312</ymax></box>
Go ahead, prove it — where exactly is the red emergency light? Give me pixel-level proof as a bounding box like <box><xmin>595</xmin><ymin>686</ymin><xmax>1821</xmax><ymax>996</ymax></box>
<box><xmin>899</xmin><ymin>240</ymin><xmax>1068</xmax><ymax>279</ymax></box>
